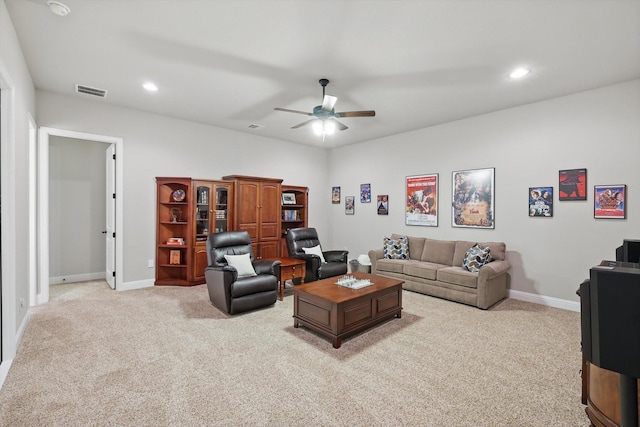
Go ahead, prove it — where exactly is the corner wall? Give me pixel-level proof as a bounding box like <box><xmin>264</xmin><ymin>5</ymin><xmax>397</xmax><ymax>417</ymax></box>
<box><xmin>36</xmin><ymin>90</ymin><xmax>330</xmax><ymax>285</ymax></box>
<box><xmin>328</xmin><ymin>79</ymin><xmax>640</xmax><ymax>305</ymax></box>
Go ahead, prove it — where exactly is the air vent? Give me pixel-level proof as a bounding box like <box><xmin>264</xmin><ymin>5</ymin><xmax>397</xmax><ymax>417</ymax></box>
<box><xmin>75</xmin><ymin>84</ymin><xmax>108</xmax><ymax>98</ymax></box>
<box><xmin>248</xmin><ymin>123</ymin><xmax>264</xmax><ymax>129</ymax></box>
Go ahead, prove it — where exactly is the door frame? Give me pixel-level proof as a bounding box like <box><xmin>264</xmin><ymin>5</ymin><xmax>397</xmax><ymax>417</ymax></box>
<box><xmin>37</xmin><ymin>127</ymin><xmax>123</xmax><ymax>303</ymax></box>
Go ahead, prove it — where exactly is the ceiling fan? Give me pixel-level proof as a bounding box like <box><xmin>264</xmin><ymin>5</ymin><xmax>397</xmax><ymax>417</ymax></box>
<box><xmin>274</xmin><ymin>79</ymin><xmax>375</xmax><ymax>135</ymax></box>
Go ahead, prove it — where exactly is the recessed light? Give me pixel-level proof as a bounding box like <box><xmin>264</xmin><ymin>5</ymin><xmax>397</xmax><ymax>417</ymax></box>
<box><xmin>143</xmin><ymin>82</ymin><xmax>158</xmax><ymax>92</ymax></box>
<box><xmin>509</xmin><ymin>67</ymin><xmax>531</xmax><ymax>79</ymax></box>
<box><xmin>47</xmin><ymin>1</ymin><xmax>70</xmax><ymax>16</ymax></box>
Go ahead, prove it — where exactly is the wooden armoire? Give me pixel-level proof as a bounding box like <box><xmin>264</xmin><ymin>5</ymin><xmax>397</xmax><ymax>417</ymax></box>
<box><xmin>222</xmin><ymin>175</ymin><xmax>283</xmax><ymax>259</ymax></box>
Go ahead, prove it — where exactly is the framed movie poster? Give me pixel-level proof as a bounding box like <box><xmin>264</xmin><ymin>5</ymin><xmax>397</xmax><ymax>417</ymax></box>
<box><xmin>345</xmin><ymin>196</ymin><xmax>355</xmax><ymax>215</ymax></box>
<box><xmin>332</xmin><ymin>186</ymin><xmax>341</xmax><ymax>204</ymax></box>
<box><xmin>559</xmin><ymin>168</ymin><xmax>587</xmax><ymax>201</ymax></box>
<box><xmin>529</xmin><ymin>186</ymin><xmax>553</xmax><ymax>217</ymax></box>
<box><xmin>360</xmin><ymin>183</ymin><xmax>371</xmax><ymax>203</ymax></box>
<box><xmin>594</xmin><ymin>185</ymin><xmax>626</xmax><ymax>219</ymax></box>
<box><xmin>377</xmin><ymin>195</ymin><xmax>389</xmax><ymax>215</ymax></box>
<box><xmin>406</xmin><ymin>174</ymin><xmax>438</xmax><ymax>226</ymax></box>
<box><xmin>452</xmin><ymin>168</ymin><xmax>495</xmax><ymax>228</ymax></box>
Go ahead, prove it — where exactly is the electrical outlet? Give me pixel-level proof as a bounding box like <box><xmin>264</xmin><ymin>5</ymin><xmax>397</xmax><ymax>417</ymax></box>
<box><xmin>148</xmin><ymin>259</ymin><xmax>154</xmax><ymax>268</ymax></box>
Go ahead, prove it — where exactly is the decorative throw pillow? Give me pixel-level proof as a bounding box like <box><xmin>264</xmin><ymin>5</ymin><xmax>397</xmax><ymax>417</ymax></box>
<box><xmin>383</xmin><ymin>236</ymin><xmax>410</xmax><ymax>260</ymax></box>
<box><xmin>224</xmin><ymin>253</ymin><xmax>257</xmax><ymax>277</ymax></box>
<box><xmin>462</xmin><ymin>244</ymin><xmax>491</xmax><ymax>273</ymax></box>
<box><xmin>302</xmin><ymin>245</ymin><xmax>326</xmax><ymax>263</ymax></box>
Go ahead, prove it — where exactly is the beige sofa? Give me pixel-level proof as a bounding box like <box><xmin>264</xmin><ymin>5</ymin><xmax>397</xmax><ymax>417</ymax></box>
<box><xmin>368</xmin><ymin>234</ymin><xmax>511</xmax><ymax>309</ymax></box>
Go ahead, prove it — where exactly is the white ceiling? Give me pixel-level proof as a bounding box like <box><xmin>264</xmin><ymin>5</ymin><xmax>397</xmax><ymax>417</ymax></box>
<box><xmin>6</xmin><ymin>0</ymin><xmax>640</xmax><ymax>148</ymax></box>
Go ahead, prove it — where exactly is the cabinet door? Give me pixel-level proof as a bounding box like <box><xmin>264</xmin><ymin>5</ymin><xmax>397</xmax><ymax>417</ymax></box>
<box><xmin>260</xmin><ymin>181</ymin><xmax>281</xmax><ymax>240</ymax></box>
<box><xmin>213</xmin><ymin>184</ymin><xmax>232</xmax><ymax>233</ymax></box>
<box><xmin>236</xmin><ymin>181</ymin><xmax>259</xmax><ymax>240</ymax></box>
<box><xmin>259</xmin><ymin>241</ymin><xmax>280</xmax><ymax>260</ymax></box>
<box><xmin>193</xmin><ymin>245</ymin><xmax>208</xmax><ymax>283</ymax></box>
<box><xmin>194</xmin><ymin>183</ymin><xmax>212</xmax><ymax>243</ymax></box>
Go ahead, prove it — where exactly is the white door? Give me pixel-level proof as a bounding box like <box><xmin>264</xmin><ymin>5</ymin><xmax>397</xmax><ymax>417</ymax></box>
<box><xmin>105</xmin><ymin>144</ymin><xmax>116</xmax><ymax>289</ymax></box>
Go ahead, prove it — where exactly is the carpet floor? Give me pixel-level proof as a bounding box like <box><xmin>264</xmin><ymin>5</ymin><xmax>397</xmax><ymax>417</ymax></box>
<box><xmin>0</xmin><ymin>281</ymin><xmax>590</xmax><ymax>426</ymax></box>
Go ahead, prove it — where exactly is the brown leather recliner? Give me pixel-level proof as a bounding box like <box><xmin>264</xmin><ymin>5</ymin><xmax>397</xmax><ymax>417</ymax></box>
<box><xmin>285</xmin><ymin>227</ymin><xmax>348</xmax><ymax>283</ymax></box>
<box><xmin>205</xmin><ymin>231</ymin><xmax>281</xmax><ymax>314</ymax></box>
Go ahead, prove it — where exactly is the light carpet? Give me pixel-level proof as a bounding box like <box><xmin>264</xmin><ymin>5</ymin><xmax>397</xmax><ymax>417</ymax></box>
<box><xmin>0</xmin><ymin>281</ymin><xmax>590</xmax><ymax>426</ymax></box>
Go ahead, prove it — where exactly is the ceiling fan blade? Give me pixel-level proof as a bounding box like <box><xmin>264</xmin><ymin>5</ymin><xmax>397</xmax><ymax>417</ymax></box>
<box><xmin>332</xmin><ymin>119</ymin><xmax>348</xmax><ymax>131</ymax></box>
<box><xmin>335</xmin><ymin>110</ymin><xmax>376</xmax><ymax>118</ymax></box>
<box><xmin>291</xmin><ymin>119</ymin><xmax>316</xmax><ymax>129</ymax></box>
<box><xmin>321</xmin><ymin>95</ymin><xmax>337</xmax><ymax>112</ymax></box>
<box><xmin>274</xmin><ymin>107</ymin><xmax>313</xmax><ymax>116</ymax></box>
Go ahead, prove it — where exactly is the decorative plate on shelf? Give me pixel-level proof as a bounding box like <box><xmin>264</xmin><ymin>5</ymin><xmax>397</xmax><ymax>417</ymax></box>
<box><xmin>172</xmin><ymin>189</ymin><xmax>186</xmax><ymax>202</ymax></box>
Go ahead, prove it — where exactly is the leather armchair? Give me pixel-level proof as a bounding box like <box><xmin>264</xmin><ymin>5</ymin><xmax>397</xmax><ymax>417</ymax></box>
<box><xmin>204</xmin><ymin>231</ymin><xmax>281</xmax><ymax>315</ymax></box>
<box><xmin>285</xmin><ymin>227</ymin><xmax>348</xmax><ymax>283</ymax></box>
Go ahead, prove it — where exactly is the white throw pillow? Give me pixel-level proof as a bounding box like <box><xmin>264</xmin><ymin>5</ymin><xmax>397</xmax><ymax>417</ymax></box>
<box><xmin>302</xmin><ymin>245</ymin><xmax>326</xmax><ymax>263</ymax></box>
<box><xmin>224</xmin><ymin>253</ymin><xmax>257</xmax><ymax>277</ymax></box>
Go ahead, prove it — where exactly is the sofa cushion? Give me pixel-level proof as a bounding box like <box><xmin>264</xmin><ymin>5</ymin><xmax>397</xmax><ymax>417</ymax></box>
<box><xmin>402</xmin><ymin>260</ymin><xmax>440</xmax><ymax>280</ymax></box>
<box><xmin>421</xmin><ymin>239</ymin><xmax>455</xmax><ymax>266</ymax></box>
<box><xmin>462</xmin><ymin>244</ymin><xmax>491</xmax><ymax>272</ymax></box>
<box><xmin>453</xmin><ymin>241</ymin><xmax>506</xmax><ymax>265</ymax></box>
<box><xmin>383</xmin><ymin>236</ymin><xmax>410</xmax><ymax>259</ymax></box>
<box><xmin>436</xmin><ymin>266</ymin><xmax>479</xmax><ymax>289</ymax></box>
<box><xmin>480</xmin><ymin>241</ymin><xmax>506</xmax><ymax>261</ymax></box>
<box><xmin>393</xmin><ymin>234</ymin><xmax>426</xmax><ymax>261</ymax></box>
<box><xmin>376</xmin><ymin>258</ymin><xmax>406</xmax><ymax>274</ymax></box>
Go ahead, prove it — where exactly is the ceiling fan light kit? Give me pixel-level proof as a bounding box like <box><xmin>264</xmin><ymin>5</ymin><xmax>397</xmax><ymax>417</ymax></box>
<box><xmin>275</xmin><ymin>78</ymin><xmax>375</xmax><ymax>140</ymax></box>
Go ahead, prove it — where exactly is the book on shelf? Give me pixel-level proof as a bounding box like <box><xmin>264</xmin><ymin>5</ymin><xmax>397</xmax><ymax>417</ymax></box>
<box><xmin>166</xmin><ymin>237</ymin><xmax>185</xmax><ymax>245</ymax></box>
<box><xmin>283</xmin><ymin>210</ymin><xmax>300</xmax><ymax>221</ymax></box>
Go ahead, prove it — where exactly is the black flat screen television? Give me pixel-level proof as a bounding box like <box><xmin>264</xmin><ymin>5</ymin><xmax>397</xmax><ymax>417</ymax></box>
<box><xmin>623</xmin><ymin>239</ymin><xmax>640</xmax><ymax>263</ymax></box>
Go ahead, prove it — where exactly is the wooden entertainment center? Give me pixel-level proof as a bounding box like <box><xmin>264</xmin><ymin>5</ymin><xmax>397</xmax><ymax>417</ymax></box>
<box><xmin>155</xmin><ymin>175</ymin><xmax>308</xmax><ymax>286</ymax></box>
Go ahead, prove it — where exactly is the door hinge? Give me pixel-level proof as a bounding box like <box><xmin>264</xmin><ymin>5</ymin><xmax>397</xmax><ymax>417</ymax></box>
<box><xmin>112</xmin><ymin>271</ymin><xmax>116</xmax><ymax>277</ymax></box>
<box><xmin>112</xmin><ymin>193</ymin><xmax>116</xmax><ymax>199</ymax></box>
<box><xmin>112</xmin><ymin>154</ymin><xmax>116</xmax><ymax>160</ymax></box>
<box><xmin>112</xmin><ymin>232</ymin><xmax>116</xmax><ymax>238</ymax></box>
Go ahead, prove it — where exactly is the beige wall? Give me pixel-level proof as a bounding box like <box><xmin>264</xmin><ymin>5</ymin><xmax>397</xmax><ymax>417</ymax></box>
<box><xmin>328</xmin><ymin>79</ymin><xmax>640</xmax><ymax>305</ymax></box>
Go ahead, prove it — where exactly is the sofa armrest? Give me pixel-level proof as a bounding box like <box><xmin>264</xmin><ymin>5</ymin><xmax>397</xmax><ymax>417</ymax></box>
<box><xmin>478</xmin><ymin>260</ymin><xmax>511</xmax><ymax>280</ymax></box>
<box><xmin>368</xmin><ymin>248</ymin><xmax>384</xmax><ymax>273</ymax></box>
<box><xmin>324</xmin><ymin>250</ymin><xmax>349</xmax><ymax>263</ymax></box>
<box><xmin>253</xmin><ymin>259</ymin><xmax>281</xmax><ymax>276</ymax></box>
<box><xmin>476</xmin><ymin>260</ymin><xmax>511</xmax><ymax>309</ymax></box>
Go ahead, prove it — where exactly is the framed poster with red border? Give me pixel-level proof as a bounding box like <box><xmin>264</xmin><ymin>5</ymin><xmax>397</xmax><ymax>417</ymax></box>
<box><xmin>594</xmin><ymin>185</ymin><xmax>626</xmax><ymax>219</ymax></box>
<box><xmin>406</xmin><ymin>174</ymin><xmax>438</xmax><ymax>226</ymax></box>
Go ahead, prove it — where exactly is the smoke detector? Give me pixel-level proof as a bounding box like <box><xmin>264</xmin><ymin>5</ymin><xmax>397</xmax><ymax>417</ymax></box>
<box><xmin>47</xmin><ymin>1</ymin><xmax>71</xmax><ymax>17</ymax></box>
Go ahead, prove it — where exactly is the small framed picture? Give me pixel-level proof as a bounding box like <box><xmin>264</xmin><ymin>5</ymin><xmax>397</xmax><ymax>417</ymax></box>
<box><xmin>345</xmin><ymin>196</ymin><xmax>355</xmax><ymax>215</ymax></box>
<box><xmin>559</xmin><ymin>169</ymin><xmax>587</xmax><ymax>201</ymax></box>
<box><xmin>594</xmin><ymin>185</ymin><xmax>626</xmax><ymax>219</ymax></box>
<box><xmin>282</xmin><ymin>193</ymin><xmax>297</xmax><ymax>205</ymax></box>
<box><xmin>332</xmin><ymin>186</ymin><xmax>341</xmax><ymax>204</ymax></box>
<box><xmin>377</xmin><ymin>195</ymin><xmax>388</xmax><ymax>215</ymax></box>
<box><xmin>529</xmin><ymin>187</ymin><xmax>553</xmax><ymax>217</ymax></box>
<box><xmin>169</xmin><ymin>250</ymin><xmax>181</xmax><ymax>265</ymax></box>
<box><xmin>360</xmin><ymin>183</ymin><xmax>371</xmax><ymax>203</ymax></box>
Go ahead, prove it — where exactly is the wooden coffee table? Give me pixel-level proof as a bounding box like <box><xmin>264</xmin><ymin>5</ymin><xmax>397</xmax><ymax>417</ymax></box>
<box><xmin>293</xmin><ymin>272</ymin><xmax>403</xmax><ymax>348</ymax></box>
<box><xmin>275</xmin><ymin>257</ymin><xmax>306</xmax><ymax>301</ymax></box>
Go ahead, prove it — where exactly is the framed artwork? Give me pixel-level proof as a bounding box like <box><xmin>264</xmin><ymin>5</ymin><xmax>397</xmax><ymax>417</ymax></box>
<box><xmin>360</xmin><ymin>183</ymin><xmax>371</xmax><ymax>203</ymax></box>
<box><xmin>529</xmin><ymin>186</ymin><xmax>553</xmax><ymax>217</ymax></box>
<box><xmin>559</xmin><ymin>168</ymin><xmax>587</xmax><ymax>201</ymax></box>
<box><xmin>282</xmin><ymin>193</ymin><xmax>297</xmax><ymax>205</ymax></box>
<box><xmin>345</xmin><ymin>196</ymin><xmax>355</xmax><ymax>215</ymax></box>
<box><xmin>406</xmin><ymin>174</ymin><xmax>438</xmax><ymax>226</ymax></box>
<box><xmin>332</xmin><ymin>186</ymin><xmax>341</xmax><ymax>204</ymax></box>
<box><xmin>594</xmin><ymin>185</ymin><xmax>626</xmax><ymax>219</ymax></box>
<box><xmin>377</xmin><ymin>195</ymin><xmax>389</xmax><ymax>215</ymax></box>
<box><xmin>452</xmin><ymin>168</ymin><xmax>495</xmax><ymax>228</ymax></box>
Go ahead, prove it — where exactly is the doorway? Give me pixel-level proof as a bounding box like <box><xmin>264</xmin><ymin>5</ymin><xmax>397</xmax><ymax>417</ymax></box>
<box><xmin>37</xmin><ymin>128</ymin><xmax>123</xmax><ymax>303</ymax></box>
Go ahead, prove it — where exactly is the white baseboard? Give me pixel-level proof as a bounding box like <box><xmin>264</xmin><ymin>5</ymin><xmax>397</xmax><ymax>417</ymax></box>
<box><xmin>49</xmin><ymin>272</ymin><xmax>106</xmax><ymax>285</ymax></box>
<box><xmin>118</xmin><ymin>279</ymin><xmax>154</xmax><ymax>292</ymax></box>
<box><xmin>0</xmin><ymin>359</ymin><xmax>13</xmax><ymax>391</ymax></box>
<box><xmin>509</xmin><ymin>289</ymin><xmax>580</xmax><ymax>312</ymax></box>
